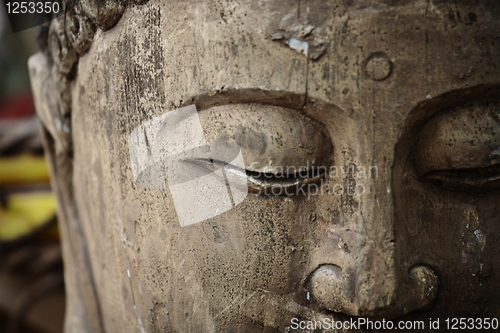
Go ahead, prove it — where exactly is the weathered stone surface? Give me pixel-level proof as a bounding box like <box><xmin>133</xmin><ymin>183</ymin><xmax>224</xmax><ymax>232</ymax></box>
<box><xmin>29</xmin><ymin>0</ymin><xmax>500</xmax><ymax>332</ymax></box>
<box><xmin>66</xmin><ymin>2</ymin><xmax>97</xmax><ymax>56</ymax></box>
<box><xmin>80</xmin><ymin>0</ymin><xmax>125</xmax><ymax>31</ymax></box>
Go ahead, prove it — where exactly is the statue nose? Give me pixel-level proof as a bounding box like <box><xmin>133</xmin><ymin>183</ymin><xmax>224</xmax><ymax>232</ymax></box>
<box><xmin>307</xmin><ymin>262</ymin><xmax>439</xmax><ymax>318</ymax></box>
<box><xmin>306</xmin><ymin>174</ymin><xmax>439</xmax><ymax>318</ymax></box>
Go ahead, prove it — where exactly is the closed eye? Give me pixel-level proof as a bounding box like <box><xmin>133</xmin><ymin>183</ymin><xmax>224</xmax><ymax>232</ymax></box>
<box><xmin>246</xmin><ymin>167</ymin><xmax>326</xmax><ymax>196</ymax></box>
<box><xmin>422</xmin><ymin>164</ymin><xmax>500</xmax><ymax>193</ymax></box>
<box><xmin>413</xmin><ymin>99</ymin><xmax>500</xmax><ymax>193</ymax></box>
<box><xmin>184</xmin><ymin>158</ymin><xmax>326</xmax><ymax>197</ymax></box>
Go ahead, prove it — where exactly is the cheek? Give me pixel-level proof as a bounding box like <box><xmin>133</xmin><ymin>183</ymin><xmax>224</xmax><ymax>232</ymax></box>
<box><xmin>179</xmin><ymin>196</ymin><xmax>306</xmax><ymax>293</ymax></box>
<box><xmin>476</xmin><ymin>193</ymin><xmax>500</xmax><ymax>286</ymax></box>
<box><xmin>394</xmin><ymin>156</ymin><xmax>500</xmax><ymax>315</ymax></box>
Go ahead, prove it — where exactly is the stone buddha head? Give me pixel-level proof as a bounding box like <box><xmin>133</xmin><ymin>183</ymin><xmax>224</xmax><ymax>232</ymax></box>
<box><xmin>29</xmin><ymin>0</ymin><xmax>500</xmax><ymax>331</ymax></box>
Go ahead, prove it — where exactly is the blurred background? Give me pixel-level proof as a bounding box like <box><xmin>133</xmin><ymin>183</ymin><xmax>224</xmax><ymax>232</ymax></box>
<box><xmin>0</xmin><ymin>2</ymin><xmax>65</xmax><ymax>332</ymax></box>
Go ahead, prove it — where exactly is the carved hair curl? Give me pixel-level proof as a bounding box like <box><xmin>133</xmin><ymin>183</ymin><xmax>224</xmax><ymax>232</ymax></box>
<box><xmin>36</xmin><ymin>0</ymin><xmax>148</xmax><ymax>150</ymax></box>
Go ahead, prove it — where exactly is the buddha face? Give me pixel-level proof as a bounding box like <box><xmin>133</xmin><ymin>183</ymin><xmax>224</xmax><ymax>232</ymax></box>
<box><xmin>30</xmin><ymin>0</ymin><xmax>500</xmax><ymax>332</ymax></box>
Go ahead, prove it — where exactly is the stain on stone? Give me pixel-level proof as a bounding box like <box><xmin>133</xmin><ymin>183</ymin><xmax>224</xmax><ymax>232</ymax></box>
<box><xmin>235</xmin><ymin>124</ymin><xmax>268</xmax><ymax>155</ymax></box>
<box><xmin>202</xmin><ymin>219</ymin><xmax>228</xmax><ymax>243</ymax></box>
<box><xmin>466</xmin><ymin>12</ymin><xmax>477</xmax><ymax>25</ymax></box>
<box><xmin>123</xmin><ymin>201</ymin><xmax>141</xmax><ymax>247</ymax></box>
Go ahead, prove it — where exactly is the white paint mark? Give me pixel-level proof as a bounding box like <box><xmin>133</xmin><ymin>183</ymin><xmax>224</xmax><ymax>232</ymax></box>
<box><xmin>137</xmin><ymin>317</ymin><xmax>147</xmax><ymax>333</ymax></box>
<box><xmin>426</xmin><ymin>94</ymin><xmax>431</xmax><ymax>99</ymax></box>
<box><xmin>54</xmin><ymin>117</ymin><xmax>61</xmax><ymax>131</ymax></box>
<box><xmin>490</xmin><ymin>147</ymin><xmax>500</xmax><ymax>156</ymax></box>
<box><xmin>461</xmin><ymin>232</ymin><xmax>467</xmax><ymax>264</ymax></box>
<box><xmin>127</xmin><ymin>269</ymin><xmax>131</xmax><ymax>277</ymax></box>
<box><xmin>288</xmin><ymin>37</ymin><xmax>309</xmax><ymax>57</ymax></box>
<box><xmin>474</xmin><ymin>229</ymin><xmax>483</xmax><ymax>243</ymax></box>
<box><xmin>306</xmin><ymin>291</ymin><xmax>310</xmax><ymax>301</ymax></box>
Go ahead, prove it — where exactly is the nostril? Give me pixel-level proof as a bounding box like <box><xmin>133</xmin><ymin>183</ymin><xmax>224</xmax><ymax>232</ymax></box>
<box><xmin>407</xmin><ymin>265</ymin><xmax>439</xmax><ymax>310</ymax></box>
<box><xmin>307</xmin><ymin>264</ymin><xmax>359</xmax><ymax>315</ymax></box>
<box><xmin>313</xmin><ymin>264</ymin><xmax>343</xmax><ymax>280</ymax></box>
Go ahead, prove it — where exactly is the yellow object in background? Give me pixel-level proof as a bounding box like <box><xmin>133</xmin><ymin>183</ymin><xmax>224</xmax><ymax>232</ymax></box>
<box><xmin>0</xmin><ymin>192</ymin><xmax>56</xmax><ymax>241</ymax></box>
<box><xmin>0</xmin><ymin>154</ymin><xmax>56</xmax><ymax>241</ymax></box>
<box><xmin>0</xmin><ymin>154</ymin><xmax>50</xmax><ymax>186</ymax></box>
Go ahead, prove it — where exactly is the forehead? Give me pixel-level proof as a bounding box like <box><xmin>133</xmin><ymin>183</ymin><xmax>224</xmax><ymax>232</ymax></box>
<box><xmin>79</xmin><ymin>0</ymin><xmax>500</xmax><ymax>147</ymax></box>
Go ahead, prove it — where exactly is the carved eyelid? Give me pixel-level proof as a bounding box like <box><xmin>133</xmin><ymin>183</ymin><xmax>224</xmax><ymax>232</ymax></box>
<box><xmin>421</xmin><ymin>164</ymin><xmax>500</xmax><ymax>193</ymax></box>
<box><xmin>414</xmin><ymin>100</ymin><xmax>500</xmax><ymax>191</ymax></box>
<box><xmin>197</xmin><ymin>102</ymin><xmax>334</xmax><ymax>175</ymax></box>
<box><xmin>194</xmin><ymin>102</ymin><xmax>334</xmax><ymax>196</ymax></box>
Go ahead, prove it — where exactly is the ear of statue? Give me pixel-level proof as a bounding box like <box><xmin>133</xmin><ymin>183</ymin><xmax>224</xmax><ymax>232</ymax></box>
<box><xmin>29</xmin><ymin>51</ymin><xmax>105</xmax><ymax>333</ymax></box>
<box><xmin>28</xmin><ymin>52</ymin><xmax>72</xmax><ymax>155</ymax></box>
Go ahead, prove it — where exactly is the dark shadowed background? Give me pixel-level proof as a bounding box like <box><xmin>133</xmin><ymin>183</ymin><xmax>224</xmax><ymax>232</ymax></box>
<box><xmin>0</xmin><ymin>3</ymin><xmax>65</xmax><ymax>332</ymax></box>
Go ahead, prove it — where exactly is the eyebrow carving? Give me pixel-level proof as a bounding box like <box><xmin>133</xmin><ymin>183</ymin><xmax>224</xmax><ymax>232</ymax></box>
<box><xmin>183</xmin><ymin>88</ymin><xmax>307</xmax><ymax>114</ymax></box>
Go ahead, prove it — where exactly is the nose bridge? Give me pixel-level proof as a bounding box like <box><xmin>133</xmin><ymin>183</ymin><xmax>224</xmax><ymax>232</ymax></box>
<box><xmin>355</xmin><ymin>226</ymin><xmax>397</xmax><ymax>316</ymax></box>
<box><xmin>308</xmin><ymin>154</ymin><xmax>439</xmax><ymax>318</ymax></box>
<box><xmin>308</xmin><ymin>160</ymin><xmax>399</xmax><ymax>316</ymax></box>
<box><xmin>354</xmin><ymin>165</ymin><xmax>398</xmax><ymax>315</ymax></box>
<box><xmin>353</xmin><ymin>156</ymin><xmax>439</xmax><ymax>318</ymax></box>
